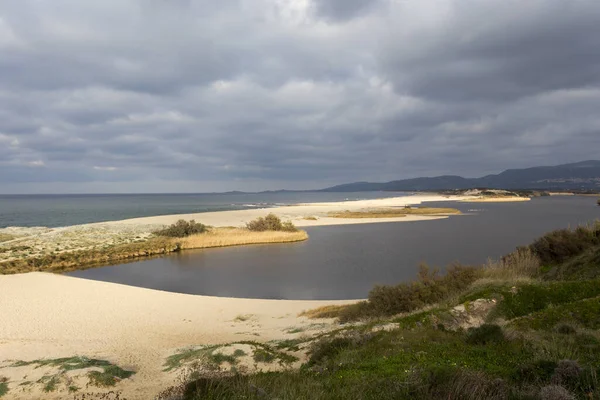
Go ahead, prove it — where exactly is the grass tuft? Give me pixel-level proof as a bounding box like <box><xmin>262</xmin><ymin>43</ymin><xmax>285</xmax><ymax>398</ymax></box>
<box><xmin>0</xmin><ymin>377</ymin><xmax>8</xmax><ymax>397</ymax></box>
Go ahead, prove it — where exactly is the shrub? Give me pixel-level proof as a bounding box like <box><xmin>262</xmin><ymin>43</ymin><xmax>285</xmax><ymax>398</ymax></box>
<box><xmin>551</xmin><ymin>360</ymin><xmax>582</xmax><ymax>387</ymax></box>
<box><xmin>307</xmin><ymin>332</ymin><xmax>375</xmax><ymax>367</ymax></box>
<box><xmin>539</xmin><ymin>384</ymin><xmax>575</xmax><ymax>400</ymax></box>
<box><xmin>483</xmin><ymin>248</ymin><xmax>540</xmax><ymax>280</ymax></box>
<box><xmin>363</xmin><ymin>264</ymin><xmax>480</xmax><ymax>319</ymax></box>
<box><xmin>555</xmin><ymin>324</ymin><xmax>577</xmax><ymax>335</ymax></box>
<box><xmin>246</xmin><ymin>214</ymin><xmax>297</xmax><ymax>232</ymax></box>
<box><xmin>465</xmin><ymin>324</ymin><xmax>505</xmax><ymax>345</ymax></box>
<box><xmin>154</xmin><ymin>220</ymin><xmax>207</xmax><ymax>237</ymax></box>
<box><xmin>529</xmin><ymin>224</ymin><xmax>600</xmax><ymax>265</ymax></box>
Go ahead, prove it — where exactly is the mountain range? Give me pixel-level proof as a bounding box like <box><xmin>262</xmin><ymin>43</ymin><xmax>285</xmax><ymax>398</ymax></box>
<box><xmin>320</xmin><ymin>160</ymin><xmax>600</xmax><ymax>192</ymax></box>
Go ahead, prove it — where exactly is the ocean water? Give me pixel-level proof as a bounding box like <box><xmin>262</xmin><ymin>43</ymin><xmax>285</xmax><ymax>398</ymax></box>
<box><xmin>68</xmin><ymin>196</ymin><xmax>600</xmax><ymax>299</ymax></box>
<box><xmin>0</xmin><ymin>191</ymin><xmax>406</xmax><ymax>228</ymax></box>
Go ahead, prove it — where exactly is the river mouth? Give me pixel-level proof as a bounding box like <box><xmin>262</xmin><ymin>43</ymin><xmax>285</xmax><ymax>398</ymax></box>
<box><xmin>67</xmin><ymin>196</ymin><xmax>600</xmax><ymax>300</ymax></box>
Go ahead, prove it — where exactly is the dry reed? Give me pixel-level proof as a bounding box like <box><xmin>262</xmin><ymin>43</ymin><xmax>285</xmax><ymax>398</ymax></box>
<box><xmin>179</xmin><ymin>228</ymin><xmax>308</xmax><ymax>250</ymax></box>
<box><xmin>329</xmin><ymin>207</ymin><xmax>461</xmax><ymax>219</ymax></box>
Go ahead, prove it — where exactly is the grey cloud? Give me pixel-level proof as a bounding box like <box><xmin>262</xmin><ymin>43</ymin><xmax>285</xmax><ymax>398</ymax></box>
<box><xmin>312</xmin><ymin>0</ymin><xmax>381</xmax><ymax>21</ymax></box>
<box><xmin>381</xmin><ymin>1</ymin><xmax>600</xmax><ymax>103</ymax></box>
<box><xmin>0</xmin><ymin>0</ymin><xmax>599</xmax><ymax>193</ymax></box>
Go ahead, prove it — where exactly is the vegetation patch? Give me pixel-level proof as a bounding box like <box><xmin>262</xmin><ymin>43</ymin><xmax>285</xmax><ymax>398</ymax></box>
<box><xmin>335</xmin><ymin>264</ymin><xmax>480</xmax><ymax>322</ymax></box>
<box><xmin>511</xmin><ymin>297</ymin><xmax>600</xmax><ymax>331</ymax></box>
<box><xmin>87</xmin><ymin>365</ymin><xmax>135</xmax><ymax>387</ymax></box>
<box><xmin>0</xmin><ymin>377</ymin><xmax>8</xmax><ymax>397</ymax></box>
<box><xmin>329</xmin><ymin>207</ymin><xmax>461</xmax><ymax>219</ymax></box>
<box><xmin>154</xmin><ymin>219</ymin><xmax>208</xmax><ymax>237</ymax></box>
<box><xmin>492</xmin><ymin>280</ymin><xmax>600</xmax><ymax>320</ymax></box>
<box><xmin>165</xmin><ymin>342</ymin><xmax>298</xmax><ymax>373</ymax></box>
<box><xmin>234</xmin><ymin>314</ymin><xmax>254</xmax><ymax>322</ymax></box>
<box><xmin>10</xmin><ymin>357</ymin><xmax>135</xmax><ymax>390</ymax></box>
<box><xmin>529</xmin><ymin>223</ymin><xmax>600</xmax><ymax>265</ymax></box>
<box><xmin>0</xmin><ymin>227</ymin><xmax>307</xmax><ymax>274</ymax></box>
<box><xmin>299</xmin><ymin>305</ymin><xmax>348</xmax><ymax>319</ymax></box>
<box><xmin>543</xmin><ymin>244</ymin><xmax>600</xmax><ymax>280</ymax></box>
<box><xmin>465</xmin><ymin>324</ymin><xmax>505</xmax><ymax>345</ymax></box>
<box><xmin>0</xmin><ymin>233</ymin><xmax>14</xmax><ymax>243</ymax></box>
<box><xmin>246</xmin><ymin>214</ymin><xmax>298</xmax><ymax>232</ymax></box>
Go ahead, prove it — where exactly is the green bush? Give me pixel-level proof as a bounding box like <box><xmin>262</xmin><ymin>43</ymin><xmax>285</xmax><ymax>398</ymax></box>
<box><xmin>154</xmin><ymin>220</ymin><xmax>207</xmax><ymax>237</ymax></box>
<box><xmin>344</xmin><ymin>264</ymin><xmax>480</xmax><ymax>321</ymax></box>
<box><xmin>529</xmin><ymin>224</ymin><xmax>600</xmax><ymax>265</ymax></box>
<box><xmin>246</xmin><ymin>214</ymin><xmax>297</xmax><ymax>232</ymax></box>
<box><xmin>465</xmin><ymin>324</ymin><xmax>505</xmax><ymax>345</ymax></box>
<box><xmin>555</xmin><ymin>324</ymin><xmax>577</xmax><ymax>335</ymax></box>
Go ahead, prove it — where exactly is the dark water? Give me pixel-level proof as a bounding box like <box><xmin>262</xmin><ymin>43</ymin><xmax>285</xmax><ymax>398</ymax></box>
<box><xmin>67</xmin><ymin>196</ymin><xmax>600</xmax><ymax>300</ymax></box>
<box><xmin>0</xmin><ymin>191</ymin><xmax>405</xmax><ymax>228</ymax></box>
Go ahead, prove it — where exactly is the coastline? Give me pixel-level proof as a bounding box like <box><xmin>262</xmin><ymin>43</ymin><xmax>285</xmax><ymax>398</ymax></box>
<box><xmin>110</xmin><ymin>194</ymin><xmax>470</xmax><ymax>228</ymax></box>
<box><xmin>0</xmin><ymin>193</ymin><xmax>534</xmax><ymax>398</ymax></box>
<box><xmin>0</xmin><ymin>194</ymin><xmax>470</xmax><ymax>270</ymax></box>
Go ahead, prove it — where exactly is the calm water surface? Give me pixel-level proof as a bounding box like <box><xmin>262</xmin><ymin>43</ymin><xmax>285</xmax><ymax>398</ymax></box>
<box><xmin>68</xmin><ymin>196</ymin><xmax>600</xmax><ymax>300</ymax></box>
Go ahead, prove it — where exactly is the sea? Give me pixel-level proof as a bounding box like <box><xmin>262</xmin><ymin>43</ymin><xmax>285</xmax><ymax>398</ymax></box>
<box><xmin>0</xmin><ymin>191</ymin><xmax>406</xmax><ymax>228</ymax></box>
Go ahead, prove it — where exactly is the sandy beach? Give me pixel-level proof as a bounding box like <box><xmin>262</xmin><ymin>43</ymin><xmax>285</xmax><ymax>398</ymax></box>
<box><xmin>0</xmin><ymin>273</ymin><xmax>356</xmax><ymax>399</ymax></box>
<box><xmin>111</xmin><ymin>194</ymin><xmax>470</xmax><ymax>228</ymax></box>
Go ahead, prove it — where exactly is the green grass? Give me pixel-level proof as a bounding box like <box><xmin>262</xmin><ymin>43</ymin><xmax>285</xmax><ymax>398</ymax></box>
<box><xmin>164</xmin><ymin>345</ymin><xmax>222</xmax><ymax>371</ymax></box>
<box><xmin>179</xmin><ymin>326</ymin><xmax>600</xmax><ymax>399</ymax></box>
<box><xmin>164</xmin><ymin>342</ymin><xmax>298</xmax><ymax>372</ymax></box>
<box><xmin>511</xmin><ymin>297</ymin><xmax>600</xmax><ymax>331</ymax></box>
<box><xmin>11</xmin><ymin>357</ymin><xmax>135</xmax><ymax>390</ymax></box>
<box><xmin>12</xmin><ymin>356</ymin><xmax>113</xmax><ymax>371</ymax></box>
<box><xmin>543</xmin><ymin>245</ymin><xmax>600</xmax><ymax>280</ymax></box>
<box><xmin>39</xmin><ymin>375</ymin><xmax>60</xmax><ymax>392</ymax></box>
<box><xmin>87</xmin><ymin>365</ymin><xmax>135</xmax><ymax>387</ymax></box>
<box><xmin>0</xmin><ymin>379</ymin><xmax>8</xmax><ymax>397</ymax></box>
<box><xmin>491</xmin><ymin>280</ymin><xmax>600</xmax><ymax>320</ymax></box>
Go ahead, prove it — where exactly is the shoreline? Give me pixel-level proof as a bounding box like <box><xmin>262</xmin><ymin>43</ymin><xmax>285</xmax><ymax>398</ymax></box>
<box><xmin>0</xmin><ymin>193</ymin><xmax>535</xmax><ymax>399</ymax></box>
<box><xmin>0</xmin><ymin>194</ymin><xmax>470</xmax><ymax>271</ymax></box>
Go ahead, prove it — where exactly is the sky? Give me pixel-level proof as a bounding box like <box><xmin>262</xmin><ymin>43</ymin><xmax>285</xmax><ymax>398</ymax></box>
<box><xmin>1</xmin><ymin>0</ymin><xmax>599</xmax><ymax>194</ymax></box>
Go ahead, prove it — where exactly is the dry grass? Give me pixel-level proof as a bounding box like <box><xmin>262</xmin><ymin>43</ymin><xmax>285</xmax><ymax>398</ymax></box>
<box><xmin>0</xmin><ymin>233</ymin><xmax>15</xmax><ymax>243</ymax></box>
<box><xmin>299</xmin><ymin>305</ymin><xmax>348</xmax><ymax>319</ymax></box>
<box><xmin>0</xmin><ymin>228</ymin><xmax>308</xmax><ymax>275</ymax></box>
<box><xmin>329</xmin><ymin>207</ymin><xmax>461</xmax><ymax>219</ymax></box>
<box><xmin>481</xmin><ymin>248</ymin><xmax>540</xmax><ymax>281</ymax></box>
<box><xmin>179</xmin><ymin>228</ymin><xmax>308</xmax><ymax>250</ymax></box>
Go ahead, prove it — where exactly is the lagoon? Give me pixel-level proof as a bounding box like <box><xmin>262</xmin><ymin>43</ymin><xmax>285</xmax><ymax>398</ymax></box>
<box><xmin>67</xmin><ymin>196</ymin><xmax>600</xmax><ymax>300</ymax></box>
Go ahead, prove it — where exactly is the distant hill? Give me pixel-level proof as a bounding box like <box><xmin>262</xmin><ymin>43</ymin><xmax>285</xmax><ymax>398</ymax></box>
<box><xmin>320</xmin><ymin>160</ymin><xmax>600</xmax><ymax>192</ymax></box>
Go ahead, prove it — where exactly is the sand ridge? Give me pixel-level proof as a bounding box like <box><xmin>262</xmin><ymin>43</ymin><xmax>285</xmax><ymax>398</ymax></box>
<box><xmin>0</xmin><ymin>272</ymin><xmax>356</xmax><ymax>399</ymax></box>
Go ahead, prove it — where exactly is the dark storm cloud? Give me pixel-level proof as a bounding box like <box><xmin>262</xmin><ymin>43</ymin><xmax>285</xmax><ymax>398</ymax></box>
<box><xmin>0</xmin><ymin>0</ymin><xmax>599</xmax><ymax>193</ymax></box>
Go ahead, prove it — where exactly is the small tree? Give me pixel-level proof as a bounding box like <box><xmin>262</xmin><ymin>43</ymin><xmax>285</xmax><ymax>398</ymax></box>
<box><xmin>246</xmin><ymin>213</ymin><xmax>297</xmax><ymax>232</ymax></box>
<box><xmin>154</xmin><ymin>220</ymin><xmax>207</xmax><ymax>237</ymax></box>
